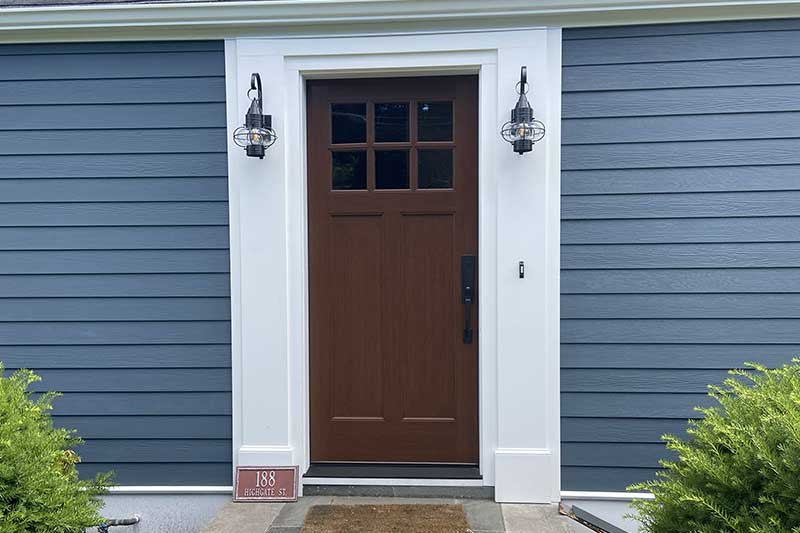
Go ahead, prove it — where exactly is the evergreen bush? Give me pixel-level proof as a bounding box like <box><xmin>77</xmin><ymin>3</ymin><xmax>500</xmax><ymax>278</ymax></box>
<box><xmin>629</xmin><ymin>360</ymin><xmax>800</xmax><ymax>533</ymax></box>
<box><xmin>0</xmin><ymin>363</ymin><xmax>111</xmax><ymax>532</ymax></box>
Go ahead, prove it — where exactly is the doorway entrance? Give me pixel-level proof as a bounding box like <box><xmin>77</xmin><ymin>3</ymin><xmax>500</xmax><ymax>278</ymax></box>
<box><xmin>307</xmin><ymin>76</ymin><xmax>479</xmax><ymax>467</ymax></box>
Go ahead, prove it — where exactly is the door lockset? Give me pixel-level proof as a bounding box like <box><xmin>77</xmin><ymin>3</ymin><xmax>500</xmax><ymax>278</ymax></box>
<box><xmin>461</xmin><ymin>255</ymin><xmax>476</xmax><ymax>344</ymax></box>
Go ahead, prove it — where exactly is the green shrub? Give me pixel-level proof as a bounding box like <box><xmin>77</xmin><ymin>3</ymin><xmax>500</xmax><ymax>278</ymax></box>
<box><xmin>629</xmin><ymin>360</ymin><xmax>800</xmax><ymax>533</ymax></box>
<box><xmin>0</xmin><ymin>363</ymin><xmax>112</xmax><ymax>532</ymax></box>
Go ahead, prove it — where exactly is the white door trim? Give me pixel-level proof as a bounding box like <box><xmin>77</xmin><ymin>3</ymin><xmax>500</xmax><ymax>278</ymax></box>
<box><xmin>225</xmin><ymin>28</ymin><xmax>562</xmax><ymax>503</ymax></box>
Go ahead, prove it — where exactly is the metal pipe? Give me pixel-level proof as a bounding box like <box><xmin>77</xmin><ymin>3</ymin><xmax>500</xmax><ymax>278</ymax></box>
<box><xmin>97</xmin><ymin>515</ymin><xmax>141</xmax><ymax>532</ymax></box>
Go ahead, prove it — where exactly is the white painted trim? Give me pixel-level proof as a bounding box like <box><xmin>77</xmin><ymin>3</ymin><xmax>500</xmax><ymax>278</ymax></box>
<box><xmin>303</xmin><ymin>478</ymin><xmax>485</xmax><ymax>487</ymax></box>
<box><xmin>545</xmin><ymin>26</ymin><xmax>563</xmax><ymax>500</ymax></box>
<box><xmin>98</xmin><ymin>483</ymin><xmax>638</xmax><ymax>496</ymax></box>
<box><xmin>107</xmin><ymin>486</ymin><xmax>233</xmax><ymax>495</ymax></box>
<box><xmin>224</xmin><ymin>37</ymin><xmax>245</xmax><ymax>492</ymax></box>
<box><xmin>226</xmin><ymin>27</ymin><xmax>562</xmax><ymax>503</ymax></box>
<box><xmin>561</xmin><ymin>491</ymin><xmax>656</xmax><ymax>501</ymax></box>
<box><xmin>2</xmin><ymin>0</ymin><xmax>800</xmax><ymax>42</ymax></box>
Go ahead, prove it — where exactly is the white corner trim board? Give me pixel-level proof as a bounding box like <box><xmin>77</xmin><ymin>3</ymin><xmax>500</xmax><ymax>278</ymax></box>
<box><xmin>1</xmin><ymin>0</ymin><xmax>800</xmax><ymax>41</ymax></box>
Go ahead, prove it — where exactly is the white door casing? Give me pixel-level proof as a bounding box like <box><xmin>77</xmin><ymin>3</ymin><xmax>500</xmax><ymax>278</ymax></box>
<box><xmin>225</xmin><ymin>28</ymin><xmax>562</xmax><ymax>503</ymax></box>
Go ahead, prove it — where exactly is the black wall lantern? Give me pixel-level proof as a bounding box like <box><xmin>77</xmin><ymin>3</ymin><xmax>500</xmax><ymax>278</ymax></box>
<box><xmin>233</xmin><ymin>73</ymin><xmax>277</xmax><ymax>159</ymax></box>
<box><xmin>501</xmin><ymin>66</ymin><xmax>545</xmax><ymax>155</ymax></box>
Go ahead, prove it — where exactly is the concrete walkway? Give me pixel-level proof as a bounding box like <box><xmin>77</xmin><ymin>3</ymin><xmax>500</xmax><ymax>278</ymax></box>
<box><xmin>202</xmin><ymin>497</ymin><xmax>593</xmax><ymax>533</ymax></box>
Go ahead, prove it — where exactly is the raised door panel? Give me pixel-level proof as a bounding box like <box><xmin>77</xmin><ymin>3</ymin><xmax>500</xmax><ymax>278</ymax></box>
<box><xmin>399</xmin><ymin>214</ymin><xmax>457</xmax><ymax>421</ymax></box>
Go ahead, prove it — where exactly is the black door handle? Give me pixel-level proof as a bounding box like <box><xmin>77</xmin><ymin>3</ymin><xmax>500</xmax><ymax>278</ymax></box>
<box><xmin>461</xmin><ymin>255</ymin><xmax>475</xmax><ymax>344</ymax></box>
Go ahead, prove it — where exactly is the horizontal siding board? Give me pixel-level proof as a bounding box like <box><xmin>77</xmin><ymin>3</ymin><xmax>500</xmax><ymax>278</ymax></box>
<box><xmin>562</xmin><ymin>268</ymin><xmax>800</xmax><ymax>294</ymax></box>
<box><xmin>562</xmin><ymin>294</ymin><xmax>800</xmax><ymax>319</ymax></box>
<box><xmin>561</xmin><ymin>344</ymin><xmax>800</xmax><ymax>369</ymax></box>
<box><xmin>0</xmin><ymin>104</ymin><xmax>227</xmax><ymax>131</ymax></box>
<box><xmin>562</xmin><ymin>217</ymin><xmax>800</xmax><ymax>244</ymax></box>
<box><xmin>0</xmin><ymin>274</ymin><xmax>231</xmax><ymax>297</ymax></box>
<box><xmin>0</xmin><ymin>178</ymin><xmax>229</xmax><ymax>203</ymax></box>
<box><xmin>0</xmin><ymin>129</ymin><xmax>227</xmax><ymax>155</ymax></box>
<box><xmin>563</xmin><ymin>112</ymin><xmax>800</xmax><ymax>144</ymax></box>
<box><xmin>562</xmin><ymin>191</ymin><xmax>800</xmax><ymax>220</ymax></box>
<box><xmin>0</xmin><ymin>77</ymin><xmax>225</xmax><ymax>105</ymax></box>
<box><xmin>78</xmin><ymin>439</ymin><xmax>231</xmax><ymax>463</ymax></box>
<box><xmin>561</xmin><ymin>393</ymin><xmax>712</xmax><ymax>418</ymax></box>
<box><xmin>563</xmin><ymin>30</ymin><xmax>800</xmax><ymax>65</ymax></box>
<box><xmin>0</xmin><ymin>51</ymin><xmax>224</xmax><ymax>80</ymax></box>
<box><xmin>562</xmin><ymin>418</ymin><xmax>688</xmax><ymax>443</ymax></box>
<box><xmin>14</xmin><ymin>369</ymin><xmax>232</xmax><ymax>393</ymax></box>
<box><xmin>1</xmin><ymin>344</ymin><xmax>231</xmax><ymax>368</ymax></box>
<box><xmin>563</xmin><ymin>85</ymin><xmax>800</xmax><ymax>119</ymax></box>
<box><xmin>0</xmin><ymin>250</ymin><xmax>230</xmax><ymax>274</ymax></box>
<box><xmin>562</xmin><ymin>243</ymin><xmax>800</xmax><ymax>269</ymax></box>
<box><xmin>562</xmin><ymin>166</ymin><xmax>800</xmax><ymax>195</ymax></box>
<box><xmin>0</xmin><ymin>298</ymin><xmax>231</xmax><ymax>321</ymax></box>
<box><xmin>78</xmin><ymin>463</ymin><xmax>231</xmax><ymax>486</ymax></box>
<box><xmin>51</xmin><ymin>392</ymin><xmax>232</xmax><ymax>415</ymax></box>
<box><xmin>0</xmin><ymin>154</ymin><xmax>228</xmax><ymax>178</ymax></box>
<box><xmin>562</xmin><ymin>319</ymin><xmax>800</xmax><ymax>344</ymax></box>
<box><xmin>0</xmin><ymin>41</ymin><xmax>223</xmax><ymax>55</ymax></box>
<box><xmin>0</xmin><ymin>226</ymin><xmax>229</xmax><ymax>250</ymax></box>
<box><xmin>562</xmin><ymin>443</ymin><xmax>673</xmax><ymax>468</ymax></box>
<box><xmin>0</xmin><ymin>321</ymin><xmax>231</xmax><ymax>345</ymax></box>
<box><xmin>0</xmin><ymin>203</ymin><xmax>229</xmax><ymax>226</ymax></box>
<box><xmin>562</xmin><ymin>139</ymin><xmax>800</xmax><ymax>170</ymax></box>
<box><xmin>563</xmin><ymin>19</ymin><xmax>800</xmax><ymax>39</ymax></box>
<box><xmin>563</xmin><ymin>57</ymin><xmax>800</xmax><ymax>91</ymax></box>
<box><xmin>561</xmin><ymin>369</ymin><xmax>732</xmax><ymax>393</ymax></box>
<box><xmin>561</xmin><ymin>467</ymin><xmax>659</xmax><ymax>492</ymax></box>
<box><xmin>54</xmin><ymin>415</ymin><xmax>231</xmax><ymax>439</ymax></box>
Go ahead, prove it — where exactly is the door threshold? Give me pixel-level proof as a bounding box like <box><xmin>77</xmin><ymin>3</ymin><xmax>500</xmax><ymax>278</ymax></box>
<box><xmin>302</xmin><ymin>479</ymin><xmax>492</xmax><ymax>498</ymax></box>
<box><xmin>305</xmin><ymin>463</ymin><xmax>481</xmax><ymax>480</ymax></box>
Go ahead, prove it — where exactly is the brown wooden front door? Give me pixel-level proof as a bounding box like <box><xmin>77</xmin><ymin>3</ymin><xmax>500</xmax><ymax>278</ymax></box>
<box><xmin>307</xmin><ymin>76</ymin><xmax>478</xmax><ymax>464</ymax></box>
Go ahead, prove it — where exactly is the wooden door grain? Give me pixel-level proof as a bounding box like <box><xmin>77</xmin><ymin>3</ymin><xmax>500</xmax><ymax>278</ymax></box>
<box><xmin>308</xmin><ymin>76</ymin><xmax>478</xmax><ymax>464</ymax></box>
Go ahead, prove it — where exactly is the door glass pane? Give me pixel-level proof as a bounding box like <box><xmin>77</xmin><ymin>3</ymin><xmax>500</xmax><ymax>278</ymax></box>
<box><xmin>332</xmin><ymin>151</ymin><xmax>367</xmax><ymax>190</ymax></box>
<box><xmin>418</xmin><ymin>149</ymin><xmax>453</xmax><ymax>189</ymax></box>
<box><xmin>375</xmin><ymin>102</ymin><xmax>409</xmax><ymax>143</ymax></box>
<box><xmin>331</xmin><ymin>103</ymin><xmax>367</xmax><ymax>144</ymax></box>
<box><xmin>417</xmin><ymin>101</ymin><xmax>453</xmax><ymax>141</ymax></box>
<box><xmin>375</xmin><ymin>150</ymin><xmax>409</xmax><ymax>189</ymax></box>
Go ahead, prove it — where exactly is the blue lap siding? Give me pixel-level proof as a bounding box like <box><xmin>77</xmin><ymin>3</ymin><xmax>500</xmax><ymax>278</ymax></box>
<box><xmin>0</xmin><ymin>41</ymin><xmax>231</xmax><ymax>485</ymax></box>
<box><xmin>561</xmin><ymin>19</ymin><xmax>800</xmax><ymax>491</ymax></box>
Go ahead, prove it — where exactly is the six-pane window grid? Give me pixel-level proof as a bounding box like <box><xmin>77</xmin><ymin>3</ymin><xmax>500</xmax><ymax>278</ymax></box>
<box><xmin>330</xmin><ymin>101</ymin><xmax>455</xmax><ymax>191</ymax></box>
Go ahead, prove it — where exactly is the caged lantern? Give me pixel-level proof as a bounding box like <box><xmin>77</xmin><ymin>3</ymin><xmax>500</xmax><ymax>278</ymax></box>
<box><xmin>233</xmin><ymin>73</ymin><xmax>277</xmax><ymax>159</ymax></box>
<box><xmin>501</xmin><ymin>66</ymin><xmax>545</xmax><ymax>155</ymax></box>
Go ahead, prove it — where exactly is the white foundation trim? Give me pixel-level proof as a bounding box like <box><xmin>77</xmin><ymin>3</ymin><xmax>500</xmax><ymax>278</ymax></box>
<box><xmin>226</xmin><ymin>27</ymin><xmax>561</xmax><ymax>503</ymax></box>
<box><xmin>303</xmin><ymin>478</ymin><xmax>486</xmax><ymax>487</ymax></box>
<box><xmin>561</xmin><ymin>491</ymin><xmax>656</xmax><ymax>501</ymax></box>
<box><xmin>107</xmin><ymin>486</ymin><xmax>233</xmax><ymax>494</ymax></box>
<box><xmin>2</xmin><ymin>0</ymin><xmax>800</xmax><ymax>42</ymax></box>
